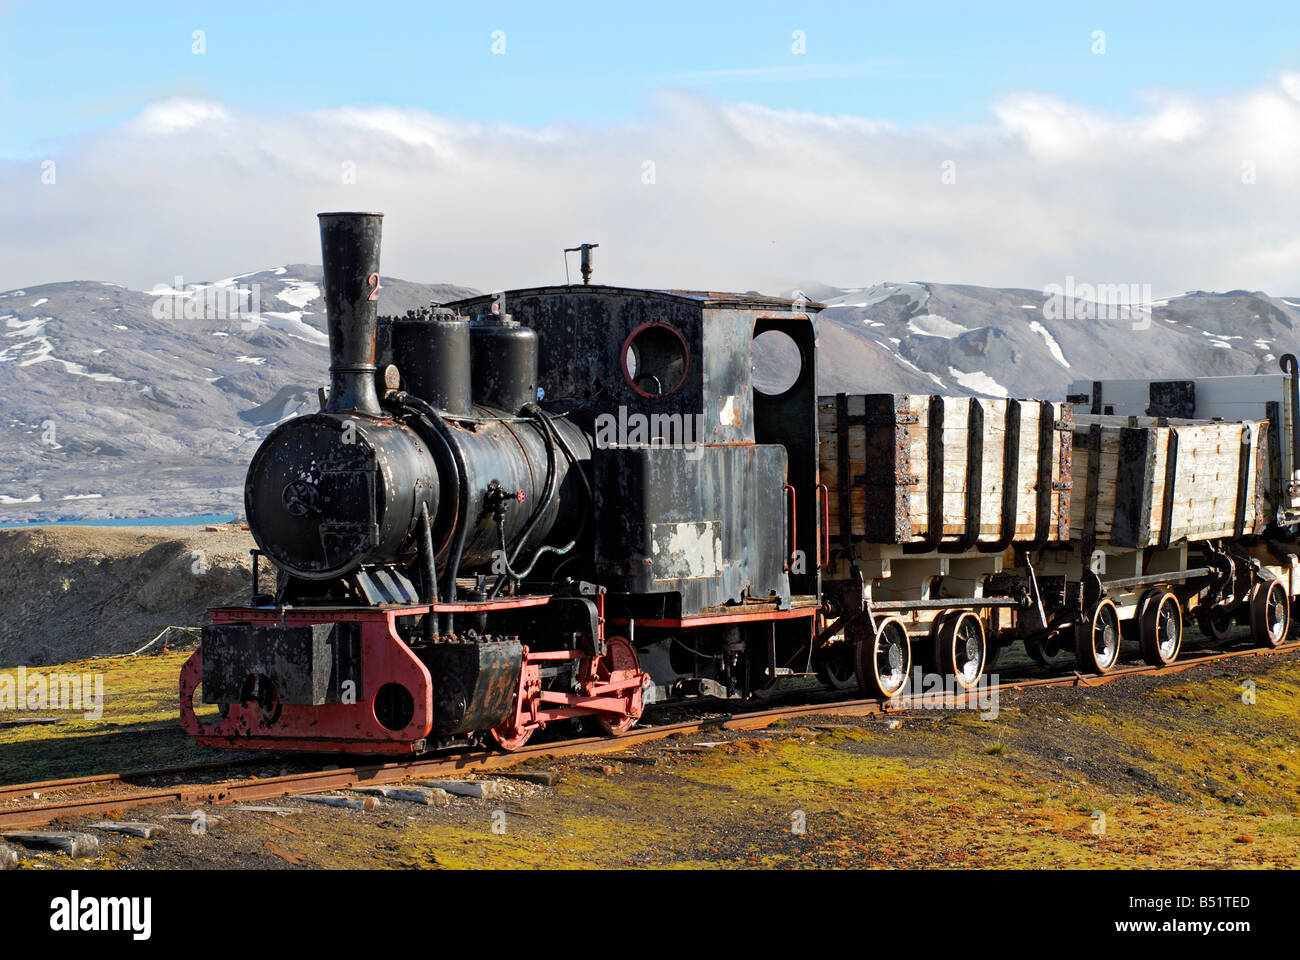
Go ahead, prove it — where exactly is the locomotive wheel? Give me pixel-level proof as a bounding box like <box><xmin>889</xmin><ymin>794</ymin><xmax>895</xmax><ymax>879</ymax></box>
<box><xmin>1249</xmin><ymin>580</ymin><xmax>1290</xmax><ymax>649</ymax></box>
<box><xmin>933</xmin><ymin>611</ymin><xmax>986</xmax><ymax>690</ymax></box>
<box><xmin>1138</xmin><ymin>590</ymin><xmax>1183</xmax><ymax>666</ymax></box>
<box><xmin>853</xmin><ymin>616</ymin><xmax>912</xmax><ymax>699</ymax></box>
<box><xmin>813</xmin><ymin>640</ymin><xmax>858</xmax><ymax>691</ymax></box>
<box><xmin>490</xmin><ymin>723</ymin><xmax>534</xmax><ymax>751</ymax></box>
<box><xmin>595</xmin><ymin>636</ymin><xmax>644</xmax><ymax>736</ymax></box>
<box><xmin>1196</xmin><ymin>605</ymin><xmax>1234</xmax><ymax>642</ymax></box>
<box><xmin>1074</xmin><ymin>599</ymin><xmax>1122</xmax><ymax>674</ymax></box>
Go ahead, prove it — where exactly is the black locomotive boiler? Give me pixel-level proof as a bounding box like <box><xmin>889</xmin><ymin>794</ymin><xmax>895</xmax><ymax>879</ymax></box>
<box><xmin>182</xmin><ymin>211</ymin><xmax>1300</xmax><ymax>755</ymax></box>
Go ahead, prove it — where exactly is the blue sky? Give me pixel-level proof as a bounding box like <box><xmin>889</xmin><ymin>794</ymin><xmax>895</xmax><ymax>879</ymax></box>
<box><xmin>4</xmin><ymin>0</ymin><xmax>1300</xmax><ymax>159</ymax></box>
<box><xmin>4</xmin><ymin>1</ymin><xmax>1300</xmax><ymax>294</ymax></box>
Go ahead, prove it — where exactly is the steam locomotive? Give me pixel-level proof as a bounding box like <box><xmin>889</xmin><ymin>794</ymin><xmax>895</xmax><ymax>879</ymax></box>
<box><xmin>180</xmin><ymin>211</ymin><xmax>1300</xmax><ymax>754</ymax></box>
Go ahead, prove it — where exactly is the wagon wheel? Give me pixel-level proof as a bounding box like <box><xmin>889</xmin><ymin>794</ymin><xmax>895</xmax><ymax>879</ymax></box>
<box><xmin>1074</xmin><ymin>599</ymin><xmax>1122</xmax><ymax>674</ymax></box>
<box><xmin>594</xmin><ymin>636</ymin><xmax>644</xmax><ymax>736</ymax></box>
<box><xmin>933</xmin><ymin>610</ymin><xmax>986</xmax><ymax>690</ymax></box>
<box><xmin>983</xmin><ymin>637</ymin><xmax>1002</xmax><ymax>674</ymax></box>
<box><xmin>1138</xmin><ymin>590</ymin><xmax>1183</xmax><ymax>666</ymax></box>
<box><xmin>813</xmin><ymin>639</ymin><xmax>858</xmax><ymax>691</ymax></box>
<box><xmin>917</xmin><ymin>611</ymin><xmax>953</xmax><ymax>673</ymax></box>
<box><xmin>1249</xmin><ymin>580</ymin><xmax>1290</xmax><ymax>649</ymax></box>
<box><xmin>1025</xmin><ymin>631</ymin><xmax>1076</xmax><ymax>669</ymax></box>
<box><xmin>1196</xmin><ymin>604</ymin><xmax>1234</xmax><ymax>642</ymax></box>
<box><xmin>852</xmin><ymin>616</ymin><xmax>912</xmax><ymax>699</ymax></box>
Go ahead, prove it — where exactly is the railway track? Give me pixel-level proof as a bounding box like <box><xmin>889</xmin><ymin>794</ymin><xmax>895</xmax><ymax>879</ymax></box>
<box><xmin>0</xmin><ymin>756</ymin><xmax>266</xmax><ymax>804</ymax></box>
<box><xmin>1</xmin><ymin>639</ymin><xmax>1294</xmax><ymax>832</ymax></box>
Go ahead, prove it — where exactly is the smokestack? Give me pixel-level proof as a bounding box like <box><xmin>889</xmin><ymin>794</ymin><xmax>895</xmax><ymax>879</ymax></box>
<box><xmin>319</xmin><ymin>212</ymin><xmax>384</xmax><ymax>416</ymax></box>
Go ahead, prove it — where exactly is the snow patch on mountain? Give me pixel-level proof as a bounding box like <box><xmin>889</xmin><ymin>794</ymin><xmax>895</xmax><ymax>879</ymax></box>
<box><xmin>5</xmin><ymin>316</ymin><xmax>47</xmax><ymax>337</ymax></box>
<box><xmin>947</xmin><ymin>366</ymin><xmax>1009</xmax><ymax>397</ymax></box>
<box><xmin>1028</xmin><ymin>321</ymin><xmax>1070</xmax><ymax>368</ymax></box>
<box><xmin>275</xmin><ymin>280</ymin><xmax>320</xmax><ymax>310</ymax></box>
<box><xmin>907</xmin><ymin>314</ymin><xmax>971</xmax><ymax>339</ymax></box>
<box><xmin>246</xmin><ymin>311</ymin><xmax>329</xmax><ymax>346</ymax></box>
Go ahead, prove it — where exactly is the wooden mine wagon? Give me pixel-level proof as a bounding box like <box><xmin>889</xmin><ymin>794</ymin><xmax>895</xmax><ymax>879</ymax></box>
<box><xmin>814</xmin><ymin>370</ymin><xmax>1300</xmax><ymax>699</ymax></box>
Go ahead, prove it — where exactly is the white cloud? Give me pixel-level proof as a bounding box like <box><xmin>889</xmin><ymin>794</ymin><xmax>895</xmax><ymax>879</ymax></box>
<box><xmin>1283</xmin><ymin>72</ymin><xmax>1300</xmax><ymax>103</ymax></box>
<box><xmin>131</xmin><ymin>98</ymin><xmax>231</xmax><ymax>135</ymax></box>
<box><xmin>4</xmin><ymin>80</ymin><xmax>1300</xmax><ymax>297</ymax></box>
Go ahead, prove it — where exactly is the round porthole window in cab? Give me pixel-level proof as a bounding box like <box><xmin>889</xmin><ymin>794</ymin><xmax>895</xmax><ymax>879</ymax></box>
<box><xmin>622</xmin><ymin>322</ymin><xmax>689</xmax><ymax>397</ymax></box>
<box><xmin>751</xmin><ymin>329</ymin><xmax>802</xmax><ymax>396</ymax></box>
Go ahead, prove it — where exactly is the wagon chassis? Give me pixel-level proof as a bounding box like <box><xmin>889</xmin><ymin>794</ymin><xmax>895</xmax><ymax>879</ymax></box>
<box><xmin>810</xmin><ymin>535</ymin><xmax>1295</xmax><ymax>701</ymax></box>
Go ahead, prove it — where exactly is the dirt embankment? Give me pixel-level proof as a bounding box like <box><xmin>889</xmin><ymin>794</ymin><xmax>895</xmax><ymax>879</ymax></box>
<box><xmin>0</xmin><ymin>526</ymin><xmax>258</xmax><ymax>666</ymax></box>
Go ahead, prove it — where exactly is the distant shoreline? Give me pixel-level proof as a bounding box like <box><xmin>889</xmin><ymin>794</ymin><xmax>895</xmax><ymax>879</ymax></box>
<box><xmin>0</xmin><ymin>514</ymin><xmax>240</xmax><ymax>529</ymax></box>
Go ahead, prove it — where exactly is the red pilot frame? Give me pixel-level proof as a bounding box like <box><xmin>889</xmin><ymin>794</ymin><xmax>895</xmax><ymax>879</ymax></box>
<box><xmin>180</xmin><ymin>593</ymin><xmax>650</xmax><ymax>754</ymax></box>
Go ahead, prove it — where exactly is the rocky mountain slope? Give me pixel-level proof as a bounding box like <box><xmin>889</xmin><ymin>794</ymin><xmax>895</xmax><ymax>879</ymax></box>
<box><xmin>0</xmin><ymin>526</ymin><xmax>256</xmax><ymax>665</ymax></box>
<box><xmin>3</xmin><ymin>269</ymin><xmax>1298</xmax><ymax>523</ymax></box>
<box><xmin>0</xmin><ymin>267</ymin><xmax>475</xmax><ymax>523</ymax></box>
<box><xmin>793</xmin><ymin>281</ymin><xmax>1300</xmax><ymax>397</ymax></box>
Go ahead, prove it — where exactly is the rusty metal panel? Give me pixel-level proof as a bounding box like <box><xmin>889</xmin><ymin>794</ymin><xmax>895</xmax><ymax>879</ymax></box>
<box><xmin>753</xmin><ymin>312</ymin><xmax>820</xmax><ymax>598</ymax></box>
<box><xmin>200</xmin><ymin>622</ymin><xmax>362</xmax><ymax>706</ymax></box>
<box><xmin>1146</xmin><ymin>380</ymin><xmax>1196</xmax><ymax>418</ymax></box>
<box><xmin>445</xmin><ymin>287</ymin><xmax>708</xmax><ymax>432</ymax></box>
<box><xmin>649</xmin><ymin>521</ymin><xmax>723</xmax><ymax>581</ymax></box>
<box><xmin>594</xmin><ymin>443</ymin><xmax>789</xmax><ymax>616</ymax></box>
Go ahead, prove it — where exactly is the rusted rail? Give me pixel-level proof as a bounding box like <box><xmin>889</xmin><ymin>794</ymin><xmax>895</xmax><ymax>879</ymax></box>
<box><xmin>1</xmin><ymin>640</ymin><xmax>1294</xmax><ymax>831</ymax></box>
<box><xmin>0</xmin><ymin>757</ymin><xmax>262</xmax><ymax>803</ymax></box>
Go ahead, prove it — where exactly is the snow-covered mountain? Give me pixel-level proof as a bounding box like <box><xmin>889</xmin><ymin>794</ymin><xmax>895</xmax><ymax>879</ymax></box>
<box><xmin>3</xmin><ymin>270</ymin><xmax>1298</xmax><ymax>523</ymax></box>
<box><xmin>782</xmin><ymin>282</ymin><xmax>1300</xmax><ymax>398</ymax></box>
<box><xmin>0</xmin><ymin>267</ymin><xmax>476</xmax><ymax>522</ymax></box>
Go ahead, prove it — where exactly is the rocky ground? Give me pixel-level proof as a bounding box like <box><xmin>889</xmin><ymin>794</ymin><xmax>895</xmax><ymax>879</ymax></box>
<box><xmin>2</xmin><ymin>646</ymin><xmax>1298</xmax><ymax>869</ymax></box>
<box><xmin>0</xmin><ymin>525</ymin><xmax>256</xmax><ymax>666</ymax></box>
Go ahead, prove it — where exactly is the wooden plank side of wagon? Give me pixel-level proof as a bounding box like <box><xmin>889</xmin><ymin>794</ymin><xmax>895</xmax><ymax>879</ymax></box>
<box><xmin>1073</xmin><ymin>412</ymin><xmax>1269</xmax><ymax>547</ymax></box>
<box><xmin>818</xmin><ymin>393</ymin><xmax>1069</xmax><ymax>548</ymax></box>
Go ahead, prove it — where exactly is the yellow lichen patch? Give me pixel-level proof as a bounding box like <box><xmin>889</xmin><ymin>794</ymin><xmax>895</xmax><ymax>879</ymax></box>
<box><xmin>7</xmin><ymin>648</ymin><xmax>1300</xmax><ymax>870</ymax></box>
<box><xmin>0</xmin><ymin>650</ymin><xmax>222</xmax><ymax>783</ymax></box>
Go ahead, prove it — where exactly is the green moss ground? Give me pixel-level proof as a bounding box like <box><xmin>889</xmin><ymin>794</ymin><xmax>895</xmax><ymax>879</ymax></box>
<box><xmin>0</xmin><ymin>650</ymin><xmax>224</xmax><ymax>783</ymax></box>
<box><xmin>5</xmin><ymin>649</ymin><xmax>1299</xmax><ymax>868</ymax></box>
